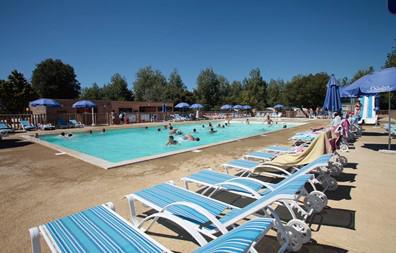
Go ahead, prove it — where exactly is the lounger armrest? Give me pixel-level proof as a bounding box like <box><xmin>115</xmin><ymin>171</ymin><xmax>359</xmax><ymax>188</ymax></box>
<box><xmin>29</xmin><ymin>227</ymin><xmax>42</xmax><ymax>253</ymax></box>
<box><xmin>214</xmin><ymin>181</ymin><xmax>262</xmax><ymax>198</ymax></box>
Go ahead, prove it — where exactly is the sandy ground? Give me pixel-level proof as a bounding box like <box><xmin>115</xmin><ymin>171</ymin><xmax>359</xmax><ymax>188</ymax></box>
<box><xmin>1</xmin><ymin>119</ymin><xmax>396</xmax><ymax>252</ymax></box>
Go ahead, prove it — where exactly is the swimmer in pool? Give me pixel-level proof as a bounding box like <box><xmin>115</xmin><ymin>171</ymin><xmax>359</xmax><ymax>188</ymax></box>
<box><xmin>183</xmin><ymin>134</ymin><xmax>200</xmax><ymax>141</ymax></box>
<box><xmin>192</xmin><ymin>128</ymin><xmax>197</xmax><ymax>133</ymax></box>
<box><xmin>169</xmin><ymin>126</ymin><xmax>178</xmax><ymax>134</ymax></box>
<box><xmin>209</xmin><ymin>128</ymin><xmax>217</xmax><ymax>134</ymax></box>
<box><xmin>166</xmin><ymin>135</ymin><xmax>178</xmax><ymax>145</ymax></box>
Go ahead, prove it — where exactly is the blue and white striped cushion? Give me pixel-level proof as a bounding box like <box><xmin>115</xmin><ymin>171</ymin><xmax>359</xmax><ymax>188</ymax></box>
<box><xmin>44</xmin><ymin>205</ymin><xmax>164</xmax><ymax>253</ymax></box>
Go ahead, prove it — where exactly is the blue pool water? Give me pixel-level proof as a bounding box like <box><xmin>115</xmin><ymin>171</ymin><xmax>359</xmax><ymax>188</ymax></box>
<box><xmin>39</xmin><ymin>122</ymin><xmax>298</xmax><ymax>164</ymax></box>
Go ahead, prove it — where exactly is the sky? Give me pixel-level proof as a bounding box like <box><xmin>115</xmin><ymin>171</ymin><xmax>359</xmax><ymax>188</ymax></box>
<box><xmin>0</xmin><ymin>0</ymin><xmax>395</xmax><ymax>90</ymax></box>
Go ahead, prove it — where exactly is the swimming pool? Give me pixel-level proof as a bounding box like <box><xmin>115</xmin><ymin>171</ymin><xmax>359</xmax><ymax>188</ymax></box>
<box><xmin>38</xmin><ymin>121</ymin><xmax>301</xmax><ymax>168</ymax></box>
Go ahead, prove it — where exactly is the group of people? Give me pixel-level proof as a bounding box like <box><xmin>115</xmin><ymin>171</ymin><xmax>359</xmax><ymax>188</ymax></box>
<box><xmin>165</xmin><ymin>121</ymin><xmax>233</xmax><ymax>146</ymax></box>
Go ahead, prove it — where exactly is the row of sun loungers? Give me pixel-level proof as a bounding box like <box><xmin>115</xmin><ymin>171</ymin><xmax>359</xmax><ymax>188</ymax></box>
<box><xmin>29</xmin><ymin>130</ymin><xmax>353</xmax><ymax>252</ymax></box>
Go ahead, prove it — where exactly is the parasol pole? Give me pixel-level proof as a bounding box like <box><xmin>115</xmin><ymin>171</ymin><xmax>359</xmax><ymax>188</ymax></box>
<box><xmin>388</xmin><ymin>91</ymin><xmax>391</xmax><ymax>150</ymax></box>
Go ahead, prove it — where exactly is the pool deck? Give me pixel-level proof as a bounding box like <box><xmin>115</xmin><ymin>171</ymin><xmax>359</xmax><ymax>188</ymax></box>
<box><xmin>1</xmin><ymin>119</ymin><xmax>396</xmax><ymax>252</ymax></box>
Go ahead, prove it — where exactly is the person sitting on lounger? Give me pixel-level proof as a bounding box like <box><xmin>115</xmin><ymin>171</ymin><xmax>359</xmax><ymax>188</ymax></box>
<box><xmin>166</xmin><ymin>135</ymin><xmax>178</xmax><ymax>145</ymax></box>
<box><xmin>183</xmin><ymin>134</ymin><xmax>200</xmax><ymax>141</ymax></box>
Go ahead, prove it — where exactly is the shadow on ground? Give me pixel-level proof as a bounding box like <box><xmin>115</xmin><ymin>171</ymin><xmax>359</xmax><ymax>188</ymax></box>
<box><xmin>334</xmin><ymin>172</ymin><xmax>357</xmax><ymax>182</ymax></box>
<box><xmin>257</xmin><ymin>235</ymin><xmax>348</xmax><ymax>253</ymax></box>
<box><xmin>343</xmin><ymin>162</ymin><xmax>358</xmax><ymax>170</ymax></box>
<box><xmin>0</xmin><ymin>138</ymin><xmax>33</xmax><ymax>149</ymax></box>
<box><xmin>362</xmin><ymin>143</ymin><xmax>396</xmax><ymax>151</ymax></box>
<box><xmin>361</xmin><ymin>131</ymin><xmax>388</xmax><ymax>137</ymax></box>
<box><xmin>275</xmin><ymin>205</ymin><xmax>356</xmax><ymax>230</ymax></box>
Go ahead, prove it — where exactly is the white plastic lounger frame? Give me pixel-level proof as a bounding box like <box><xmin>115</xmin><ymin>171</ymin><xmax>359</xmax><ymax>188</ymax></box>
<box><xmin>125</xmin><ymin>182</ymin><xmax>305</xmax><ymax>252</ymax></box>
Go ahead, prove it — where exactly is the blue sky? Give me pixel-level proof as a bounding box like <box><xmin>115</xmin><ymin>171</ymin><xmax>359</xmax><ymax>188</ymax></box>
<box><xmin>0</xmin><ymin>0</ymin><xmax>395</xmax><ymax>90</ymax></box>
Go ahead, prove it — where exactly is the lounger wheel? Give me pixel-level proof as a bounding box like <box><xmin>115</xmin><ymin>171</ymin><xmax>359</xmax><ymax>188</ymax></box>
<box><xmin>317</xmin><ymin>175</ymin><xmax>338</xmax><ymax>191</ymax></box>
<box><xmin>286</xmin><ymin>219</ymin><xmax>311</xmax><ymax>244</ymax></box>
<box><xmin>337</xmin><ymin>155</ymin><xmax>348</xmax><ymax>166</ymax></box>
<box><xmin>328</xmin><ymin>163</ymin><xmax>342</xmax><ymax>176</ymax></box>
<box><xmin>340</xmin><ymin>144</ymin><xmax>349</xmax><ymax>152</ymax></box>
<box><xmin>304</xmin><ymin>190</ymin><xmax>327</xmax><ymax>213</ymax></box>
<box><xmin>277</xmin><ymin>226</ymin><xmax>303</xmax><ymax>252</ymax></box>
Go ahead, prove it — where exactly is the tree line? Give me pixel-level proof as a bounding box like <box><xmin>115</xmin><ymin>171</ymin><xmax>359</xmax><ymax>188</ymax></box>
<box><xmin>1</xmin><ymin>43</ymin><xmax>395</xmax><ymax>114</ymax></box>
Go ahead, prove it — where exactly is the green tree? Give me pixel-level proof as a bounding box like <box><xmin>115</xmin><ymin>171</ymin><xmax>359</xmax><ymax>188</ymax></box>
<box><xmin>32</xmin><ymin>58</ymin><xmax>80</xmax><ymax>98</ymax></box>
<box><xmin>102</xmin><ymin>74</ymin><xmax>133</xmax><ymax>101</ymax></box>
<box><xmin>0</xmin><ymin>70</ymin><xmax>37</xmax><ymax>113</ymax></box>
<box><xmin>133</xmin><ymin>66</ymin><xmax>168</xmax><ymax>102</ymax></box>
<box><xmin>241</xmin><ymin>68</ymin><xmax>267</xmax><ymax>109</ymax></box>
<box><xmin>383</xmin><ymin>41</ymin><xmax>396</xmax><ymax>68</ymax></box>
<box><xmin>195</xmin><ymin>68</ymin><xmax>221</xmax><ymax>108</ymax></box>
<box><xmin>382</xmin><ymin>42</ymin><xmax>396</xmax><ymax>109</ymax></box>
<box><xmin>165</xmin><ymin>70</ymin><xmax>189</xmax><ymax>103</ymax></box>
<box><xmin>286</xmin><ymin>73</ymin><xmax>329</xmax><ymax>110</ymax></box>
<box><xmin>80</xmin><ymin>83</ymin><xmax>103</xmax><ymax>100</ymax></box>
<box><xmin>267</xmin><ymin>79</ymin><xmax>287</xmax><ymax>106</ymax></box>
<box><xmin>350</xmin><ymin>66</ymin><xmax>374</xmax><ymax>83</ymax></box>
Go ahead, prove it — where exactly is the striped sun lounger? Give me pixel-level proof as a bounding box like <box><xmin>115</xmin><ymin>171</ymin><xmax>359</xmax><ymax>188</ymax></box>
<box><xmin>125</xmin><ymin>178</ymin><xmax>313</xmax><ymax>252</ymax></box>
<box><xmin>29</xmin><ymin>202</ymin><xmax>280</xmax><ymax>253</ymax></box>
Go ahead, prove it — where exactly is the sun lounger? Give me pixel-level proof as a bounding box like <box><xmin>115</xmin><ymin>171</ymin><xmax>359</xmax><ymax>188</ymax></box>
<box><xmin>125</xmin><ymin>178</ymin><xmax>314</xmax><ymax>251</ymax></box>
<box><xmin>223</xmin><ymin>154</ymin><xmax>339</xmax><ymax>191</ymax></box>
<box><xmin>56</xmin><ymin>119</ymin><xmax>69</xmax><ymax>129</ymax></box>
<box><xmin>0</xmin><ymin>122</ymin><xmax>15</xmax><ymax>133</ymax></box>
<box><xmin>30</xmin><ymin>202</ymin><xmax>286</xmax><ymax>253</ymax></box>
<box><xmin>20</xmin><ymin>120</ymin><xmax>36</xmax><ymax>131</ymax></box>
<box><xmin>69</xmin><ymin>119</ymin><xmax>84</xmax><ymax>128</ymax></box>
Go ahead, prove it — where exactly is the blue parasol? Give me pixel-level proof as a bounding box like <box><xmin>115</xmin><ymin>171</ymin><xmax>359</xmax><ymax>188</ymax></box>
<box><xmin>30</xmin><ymin>98</ymin><xmax>61</xmax><ymax>108</ymax></box>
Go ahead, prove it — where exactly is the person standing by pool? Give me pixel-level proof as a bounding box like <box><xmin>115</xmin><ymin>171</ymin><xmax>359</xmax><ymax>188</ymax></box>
<box><xmin>246</xmin><ymin>118</ymin><xmax>250</xmax><ymax>124</ymax></box>
<box><xmin>266</xmin><ymin>115</ymin><xmax>273</xmax><ymax>125</ymax></box>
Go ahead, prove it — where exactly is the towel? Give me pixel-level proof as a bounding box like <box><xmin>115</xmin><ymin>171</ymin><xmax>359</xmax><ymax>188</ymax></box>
<box><xmin>269</xmin><ymin>131</ymin><xmax>332</xmax><ymax>167</ymax></box>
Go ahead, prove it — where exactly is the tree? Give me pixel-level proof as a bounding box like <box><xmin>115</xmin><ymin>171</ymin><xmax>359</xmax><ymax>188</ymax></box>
<box><xmin>195</xmin><ymin>68</ymin><xmax>221</xmax><ymax>108</ymax></box>
<box><xmin>133</xmin><ymin>66</ymin><xmax>168</xmax><ymax>102</ymax></box>
<box><xmin>165</xmin><ymin>70</ymin><xmax>189</xmax><ymax>103</ymax></box>
<box><xmin>241</xmin><ymin>68</ymin><xmax>267</xmax><ymax>109</ymax></box>
<box><xmin>350</xmin><ymin>66</ymin><xmax>374</xmax><ymax>83</ymax></box>
<box><xmin>0</xmin><ymin>70</ymin><xmax>37</xmax><ymax>113</ymax></box>
<box><xmin>267</xmin><ymin>79</ymin><xmax>287</xmax><ymax>106</ymax></box>
<box><xmin>382</xmin><ymin>42</ymin><xmax>396</xmax><ymax>109</ymax></box>
<box><xmin>32</xmin><ymin>58</ymin><xmax>80</xmax><ymax>98</ymax></box>
<box><xmin>102</xmin><ymin>74</ymin><xmax>133</xmax><ymax>101</ymax></box>
<box><xmin>80</xmin><ymin>83</ymin><xmax>103</xmax><ymax>100</ymax></box>
<box><xmin>286</xmin><ymin>73</ymin><xmax>329</xmax><ymax>110</ymax></box>
<box><xmin>383</xmin><ymin>41</ymin><xmax>396</xmax><ymax>68</ymax></box>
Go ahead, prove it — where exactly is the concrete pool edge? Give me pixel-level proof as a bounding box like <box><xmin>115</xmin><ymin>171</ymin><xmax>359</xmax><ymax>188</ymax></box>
<box><xmin>22</xmin><ymin>119</ymin><xmax>309</xmax><ymax>169</ymax></box>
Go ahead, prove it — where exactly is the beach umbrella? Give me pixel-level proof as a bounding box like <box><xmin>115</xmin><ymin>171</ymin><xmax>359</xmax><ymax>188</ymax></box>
<box><xmin>233</xmin><ymin>105</ymin><xmax>243</xmax><ymax>110</ymax></box>
<box><xmin>242</xmin><ymin>105</ymin><xmax>252</xmax><ymax>110</ymax></box>
<box><xmin>190</xmin><ymin>103</ymin><xmax>203</xmax><ymax>109</ymax></box>
<box><xmin>30</xmin><ymin>98</ymin><xmax>61</xmax><ymax>108</ymax></box>
<box><xmin>220</xmin><ymin>104</ymin><xmax>232</xmax><ymax>110</ymax></box>
<box><xmin>347</xmin><ymin>67</ymin><xmax>396</xmax><ymax>150</ymax></box>
<box><xmin>175</xmin><ymin>102</ymin><xmax>190</xmax><ymax>109</ymax></box>
<box><xmin>323</xmin><ymin>74</ymin><xmax>342</xmax><ymax>113</ymax></box>
<box><xmin>273</xmin><ymin>104</ymin><xmax>284</xmax><ymax>110</ymax></box>
<box><xmin>72</xmin><ymin>100</ymin><xmax>96</xmax><ymax>126</ymax></box>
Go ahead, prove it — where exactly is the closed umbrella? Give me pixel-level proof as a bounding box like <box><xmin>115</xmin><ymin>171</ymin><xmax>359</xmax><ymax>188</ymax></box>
<box><xmin>323</xmin><ymin>74</ymin><xmax>342</xmax><ymax>113</ymax></box>
<box><xmin>72</xmin><ymin>100</ymin><xmax>96</xmax><ymax>126</ymax></box>
<box><xmin>30</xmin><ymin>98</ymin><xmax>61</xmax><ymax>108</ymax></box>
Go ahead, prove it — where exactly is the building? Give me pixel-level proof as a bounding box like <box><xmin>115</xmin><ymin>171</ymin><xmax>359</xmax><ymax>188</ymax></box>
<box><xmin>29</xmin><ymin>99</ymin><xmax>174</xmax><ymax>125</ymax></box>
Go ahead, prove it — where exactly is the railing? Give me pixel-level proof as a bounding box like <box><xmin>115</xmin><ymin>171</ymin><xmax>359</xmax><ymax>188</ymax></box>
<box><xmin>0</xmin><ymin>114</ymin><xmax>47</xmax><ymax>130</ymax></box>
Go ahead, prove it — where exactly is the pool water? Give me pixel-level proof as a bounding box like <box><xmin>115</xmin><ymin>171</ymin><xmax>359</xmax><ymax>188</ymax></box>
<box><xmin>39</xmin><ymin>122</ymin><xmax>298</xmax><ymax>164</ymax></box>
